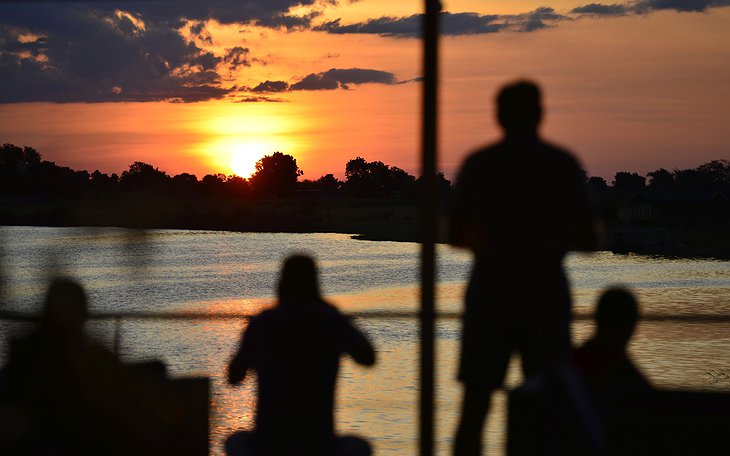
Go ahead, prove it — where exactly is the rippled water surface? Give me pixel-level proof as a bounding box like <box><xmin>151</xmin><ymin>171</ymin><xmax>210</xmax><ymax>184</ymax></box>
<box><xmin>1</xmin><ymin>226</ymin><xmax>728</xmax><ymax>455</ymax></box>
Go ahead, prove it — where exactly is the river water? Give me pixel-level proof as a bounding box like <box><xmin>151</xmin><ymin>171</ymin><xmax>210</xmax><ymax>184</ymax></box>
<box><xmin>1</xmin><ymin>226</ymin><xmax>728</xmax><ymax>455</ymax></box>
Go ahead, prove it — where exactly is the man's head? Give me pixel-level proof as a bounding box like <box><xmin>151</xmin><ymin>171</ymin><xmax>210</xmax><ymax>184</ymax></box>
<box><xmin>496</xmin><ymin>80</ymin><xmax>543</xmax><ymax>135</ymax></box>
<box><xmin>595</xmin><ymin>287</ymin><xmax>639</xmax><ymax>346</ymax></box>
<box><xmin>278</xmin><ymin>254</ymin><xmax>320</xmax><ymax>302</ymax></box>
<box><xmin>44</xmin><ymin>277</ymin><xmax>89</xmax><ymax>335</ymax></box>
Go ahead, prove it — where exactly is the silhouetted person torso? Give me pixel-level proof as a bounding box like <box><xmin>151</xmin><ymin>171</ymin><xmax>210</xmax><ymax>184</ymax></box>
<box><xmin>452</xmin><ymin>134</ymin><xmax>592</xmax><ymax>263</ymax></box>
<box><xmin>573</xmin><ymin>288</ymin><xmax>651</xmax><ymax>411</ymax></box>
<box><xmin>573</xmin><ymin>336</ymin><xmax>651</xmax><ymax>410</ymax></box>
<box><xmin>228</xmin><ymin>255</ymin><xmax>375</xmax><ymax>456</ymax></box>
<box><xmin>451</xmin><ymin>133</ymin><xmax>594</xmax><ymax>388</ymax></box>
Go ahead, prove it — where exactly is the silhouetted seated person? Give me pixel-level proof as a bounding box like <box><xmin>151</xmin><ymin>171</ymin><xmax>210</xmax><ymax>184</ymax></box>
<box><xmin>226</xmin><ymin>255</ymin><xmax>376</xmax><ymax>456</ymax></box>
<box><xmin>573</xmin><ymin>288</ymin><xmax>652</xmax><ymax>410</ymax></box>
<box><xmin>450</xmin><ymin>80</ymin><xmax>599</xmax><ymax>455</ymax></box>
<box><xmin>0</xmin><ymin>278</ymin><xmax>175</xmax><ymax>455</ymax></box>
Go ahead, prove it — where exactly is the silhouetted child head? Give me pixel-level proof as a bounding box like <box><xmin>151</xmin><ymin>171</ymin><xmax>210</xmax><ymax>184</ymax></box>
<box><xmin>277</xmin><ymin>254</ymin><xmax>320</xmax><ymax>303</ymax></box>
<box><xmin>43</xmin><ymin>277</ymin><xmax>89</xmax><ymax>336</ymax></box>
<box><xmin>496</xmin><ymin>80</ymin><xmax>543</xmax><ymax>135</ymax></box>
<box><xmin>594</xmin><ymin>288</ymin><xmax>639</xmax><ymax>347</ymax></box>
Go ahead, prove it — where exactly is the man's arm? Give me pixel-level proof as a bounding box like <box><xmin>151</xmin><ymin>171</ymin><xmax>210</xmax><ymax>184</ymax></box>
<box><xmin>227</xmin><ymin>322</ymin><xmax>256</xmax><ymax>384</ymax></box>
<box><xmin>339</xmin><ymin>316</ymin><xmax>376</xmax><ymax>366</ymax></box>
<box><xmin>449</xmin><ymin>155</ymin><xmax>490</xmax><ymax>252</ymax></box>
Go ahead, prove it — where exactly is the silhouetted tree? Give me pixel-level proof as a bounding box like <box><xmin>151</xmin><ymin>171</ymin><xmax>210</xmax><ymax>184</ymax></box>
<box><xmin>646</xmin><ymin>168</ymin><xmax>674</xmax><ymax>192</ymax></box>
<box><xmin>90</xmin><ymin>170</ymin><xmax>119</xmax><ymax>194</ymax></box>
<box><xmin>1</xmin><ymin>144</ymin><xmax>42</xmax><ymax>194</ymax></box>
<box><xmin>345</xmin><ymin>157</ymin><xmax>384</xmax><ymax>196</ymax></box>
<box><xmin>344</xmin><ymin>157</ymin><xmax>416</xmax><ymax>197</ymax></box>
<box><xmin>224</xmin><ymin>175</ymin><xmax>251</xmax><ymax>198</ymax></box>
<box><xmin>299</xmin><ymin>174</ymin><xmax>343</xmax><ymax>194</ymax></box>
<box><xmin>172</xmin><ymin>173</ymin><xmax>199</xmax><ymax>196</ymax></box>
<box><xmin>249</xmin><ymin>152</ymin><xmax>303</xmax><ymax>197</ymax></box>
<box><xmin>612</xmin><ymin>172</ymin><xmax>645</xmax><ymax>195</ymax></box>
<box><xmin>696</xmin><ymin>160</ymin><xmax>730</xmax><ymax>191</ymax></box>
<box><xmin>386</xmin><ymin>166</ymin><xmax>417</xmax><ymax>196</ymax></box>
<box><xmin>119</xmin><ymin>162</ymin><xmax>170</xmax><ymax>194</ymax></box>
<box><xmin>315</xmin><ymin>174</ymin><xmax>342</xmax><ymax>192</ymax></box>
<box><xmin>201</xmin><ymin>173</ymin><xmax>227</xmax><ymax>196</ymax></box>
<box><xmin>32</xmin><ymin>161</ymin><xmax>90</xmax><ymax>197</ymax></box>
<box><xmin>0</xmin><ymin>143</ymin><xmax>41</xmax><ymax>172</ymax></box>
<box><xmin>586</xmin><ymin>176</ymin><xmax>609</xmax><ymax>195</ymax></box>
<box><xmin>415</xmin><ymin>172</ymin><xmax>451</xmax><ymax>191</ymax></box>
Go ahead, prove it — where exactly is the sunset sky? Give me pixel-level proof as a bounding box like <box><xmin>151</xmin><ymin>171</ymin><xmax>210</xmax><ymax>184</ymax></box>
<box><xmin>0</xmin><ymin>0</ymin><xmax>728</xmax><ymax>181</ymax></box>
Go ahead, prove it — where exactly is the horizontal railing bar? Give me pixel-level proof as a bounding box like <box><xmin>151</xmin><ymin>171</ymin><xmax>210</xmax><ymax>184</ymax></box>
<box><xmin>0</xmin><ymin>309</ymin><xmax>729</xmax><ymax>323</ymax></box>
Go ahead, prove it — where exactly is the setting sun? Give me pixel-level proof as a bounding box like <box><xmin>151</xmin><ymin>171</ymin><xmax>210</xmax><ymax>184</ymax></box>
<box><xmin>230</xmin><ymin>143</ymin><xmax>266</xmax><ymax>177</ymax></box>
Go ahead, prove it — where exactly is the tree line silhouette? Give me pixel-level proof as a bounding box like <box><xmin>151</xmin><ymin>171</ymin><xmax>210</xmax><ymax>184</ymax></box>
<box><xmin>586</xmin><ymin>161</ymin><xmax>730</xmax><ymax>198</ymax></box>
<box><xmin>0</xmin><ymin>143</ymin><xmax>451</xmax><ymax>200</ymax></box>
<box><xmin>3</xmin><ymin>143</ymin><xmax>726</xmax><ymax>203</ymax></box>
<box><xmin>583</xmin><ymin>160</ymin><xmax>730</xmax><ymax>226</ymax></box>
<box><xmin>1</xmin><ymin>142</ymin><xmax>727</xmax><ymax>253</ymax></box>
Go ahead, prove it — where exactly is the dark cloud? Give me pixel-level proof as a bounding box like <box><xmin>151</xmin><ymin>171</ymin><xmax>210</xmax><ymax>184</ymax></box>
<box><xmin>244</xmin><ymin>68</ymin><xmax>408</xmax><ymax>93</ymax></box>
<box><xmin>315</xmin><ymin>16</ymin><xmax>421</xmax><ymax>37</ymax></box>
<box><xmin>316</xmin><ymin>2</ymin><xmax>729</xmax><ymax>37</ymax></box>
<box><xmin>512</xmin><ymin>7</ymin><xmax>568</xmax><ymax>32</ymax></box>
<box><xmin>0</xmin><ymin>1</ymin><xmax>331</xmax><ymax>103</ymax></box>
<box><xmin>314</xmin><ymin>8</ymin><xmax>568</xmax><ymax>37</ymax></box>
<box><xmin>289</xmin><ymin>68</ymin><xmax>398</xmax><ymax>90</ymax></box>
<box><xmin>235</xmin><ymin>96</ymin><xmax>285</xmax><ymax>103</ymax></box>
<box><xmin>633</xmin><ymin>0</ymin><xmax>730</xmax><ymax>12</ymax></box>
<box><xmin>571</xmin><ymin>4</ymin><xmax>630</xmax><ymax>15</ymax></box>
<box><xmin>251</xmin><ymin>80</ymin><xmax>290</xmax><ymax>93</ymax></box>
<box><xmin>572</xmin><ymin>0</ymin><xmax>729</xmax><ymax>15</ymax></box>
<box><xmin>92</xmin><ymin>1</ymin><xmax>325</xmax><ymax>29</ymax></box>
<box><xmin>224</xmin><ymin>47</ymin><xmax>251</xmax><ymax>69</ymax></box>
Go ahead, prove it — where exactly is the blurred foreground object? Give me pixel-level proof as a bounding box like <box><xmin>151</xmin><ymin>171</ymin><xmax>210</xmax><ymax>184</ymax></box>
<box><xmin>0</xmin><ymin>278</ymin><xmax>209</xmax><ymax>455</ymax></box>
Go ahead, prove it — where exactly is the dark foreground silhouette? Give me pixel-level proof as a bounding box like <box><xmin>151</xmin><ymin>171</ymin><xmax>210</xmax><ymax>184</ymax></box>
<box><xmin>226</xmin><ymin>255</ymin><xmax>376</xmax><ymax>456</ymax></box>
<box><xmin>0</xmin><ymin>278</ymin><xmax>208</xmax><ymax>455</ymax></box>
<box><xmin>509</xmin><ymin>288</ymin><xmax>730</xmax><ymax>455</ymax></box>
<box><xmin>573</xmin><ymin>288</ymin><xmax>652</xmax><ymax>409</ymax></box>
<box><xmin>449</xmin><ymin>80</ymin><xmax>599</xmax><ymax>456</ymax></box>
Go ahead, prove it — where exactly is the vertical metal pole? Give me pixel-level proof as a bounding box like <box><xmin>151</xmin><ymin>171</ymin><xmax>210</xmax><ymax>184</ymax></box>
<box><xmin>114</xmin><ymin>316</ymin><xmax>122</xmax><ymax>356</ymax></box>
<box><xmin>421</xmin><ymin>2</ymin><xmax>440</xmax><ymax>456</ymax></box>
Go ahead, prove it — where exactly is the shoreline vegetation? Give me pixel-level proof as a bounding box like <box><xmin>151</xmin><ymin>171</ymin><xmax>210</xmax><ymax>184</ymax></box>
<box><xmin>1</xmin><ymin>143</ymin><xmax>729</xmax><ymax>259</ymax></box>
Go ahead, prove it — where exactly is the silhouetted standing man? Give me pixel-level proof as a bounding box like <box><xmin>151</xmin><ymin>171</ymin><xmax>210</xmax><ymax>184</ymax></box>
<box><xmin>227</xmin><ymin>255</ymin><xmax>376</xmax><ymax>456</ymax></box>
<box><xmin>450</xmin><ymin>81</ymin><xmax>598</xmax><ymax>455</ymax></box>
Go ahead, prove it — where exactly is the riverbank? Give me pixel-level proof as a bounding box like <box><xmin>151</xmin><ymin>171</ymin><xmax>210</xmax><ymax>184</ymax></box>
<box><xmin>1</xmin><ymin>195</ymin><xmax>728</xmax><ymax>259</ymax></box>
<box><xmin>0</xmin><ymin>194</ymin><xmax>421</xmax><ymax>241</ymax></box>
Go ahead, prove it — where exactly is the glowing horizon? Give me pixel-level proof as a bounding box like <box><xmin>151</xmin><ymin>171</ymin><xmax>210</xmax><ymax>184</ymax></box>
<box><xmin>0</xmin><ymin>2</ymin><xmax>728</xmax><ymax>182</ymax></box>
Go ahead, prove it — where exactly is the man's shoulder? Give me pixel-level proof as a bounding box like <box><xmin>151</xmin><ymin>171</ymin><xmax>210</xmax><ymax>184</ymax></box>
<box><xmin>460</xmin><ymin>142</ymin><xmax>505</xmax><ymax>171</ymax></box>
<box><xmin>537</xmin><ymin>139</ymin><xmax>579</xmax><ymax>164</ymax></box>
<box><xmin>252</xmin><ymin>301</ymin><xmax>345</xmax><ymax>323</ymax></box>
<box><xmin>462</xmin><ymin>138</ymin><xmax>578</xmax><ymax>168</ymax></box>
<box><xmin>466</xmin><ymin>141</ymin><xmax>504</xmax><ymax>158</ymax></box>
<box><xmin>246</xmin><ymin>308</ymin><xmax>279</xmax><ymax>330</ymax></box>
